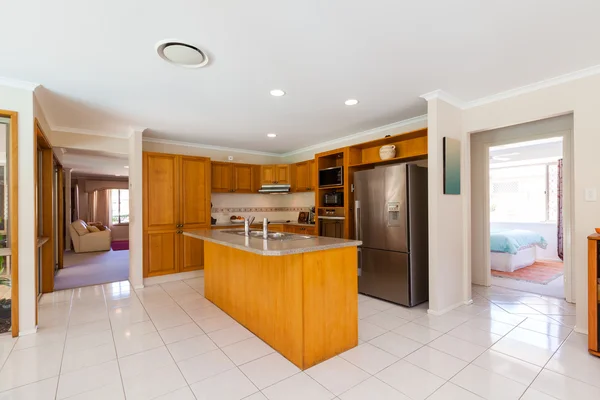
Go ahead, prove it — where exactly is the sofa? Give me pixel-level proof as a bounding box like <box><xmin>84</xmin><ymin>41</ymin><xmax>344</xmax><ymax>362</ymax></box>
<box><xmin>69</xmin><ymin>220</ymin><xmax>112</xmax><ymax>253</ymax></box>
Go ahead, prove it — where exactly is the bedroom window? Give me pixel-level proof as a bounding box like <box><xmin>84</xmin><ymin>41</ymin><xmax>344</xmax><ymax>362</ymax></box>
<box><xmin>111</xmin><ymin>189</ymin><xmax>129</xmax><ymax>224</ymax></box>
<box><xmin>490</xmin><ymin>163</ymin><xmax>558</xmax><ymax>223</ymax></box>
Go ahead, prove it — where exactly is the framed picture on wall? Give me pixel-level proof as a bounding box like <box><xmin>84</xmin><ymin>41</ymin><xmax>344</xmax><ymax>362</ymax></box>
<box><xmin>443</xmin><ymin>137</ymin><xmax>461</xmax><ymax>195</ymax></box>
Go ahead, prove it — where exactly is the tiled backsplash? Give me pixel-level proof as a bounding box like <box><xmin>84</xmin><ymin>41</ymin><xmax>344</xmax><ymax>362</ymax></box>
<box><xmin>212</xmin><ymin>206</ymin><xmax>310</xmax><ymax>213</ymax></box>
<box><xmin>211</xmin><ymin>192</ymin><xmax>315</xmax><ymax>224</ymax></box>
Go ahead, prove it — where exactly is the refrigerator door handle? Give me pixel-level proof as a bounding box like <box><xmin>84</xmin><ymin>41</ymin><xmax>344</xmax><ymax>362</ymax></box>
<box><xmin>357</xmin><ymin>247</ymin><xmax>362</xmax><ymax>276</ymax></box>
<box><xmin>354</xmin><ymin>200</ymin><xmax>361</xmax><ymax>240</ymax></box>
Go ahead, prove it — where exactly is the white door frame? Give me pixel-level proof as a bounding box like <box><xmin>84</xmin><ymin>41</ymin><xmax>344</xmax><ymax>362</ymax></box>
<box><xmin>468</xmin><ymin>117</ymin><xmax>574</xmax><ymax>303</ymax></box>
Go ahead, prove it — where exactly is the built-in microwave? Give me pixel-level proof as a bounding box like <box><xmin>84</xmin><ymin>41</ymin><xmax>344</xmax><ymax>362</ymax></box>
<box><xmin>319</xmin><ymin>166</ymin><xmax>343</xmax><ymax>187</ymax></box>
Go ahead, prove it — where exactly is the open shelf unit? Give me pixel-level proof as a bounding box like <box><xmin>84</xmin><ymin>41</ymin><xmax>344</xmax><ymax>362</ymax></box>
<box><xmin>348</xmin><ymin>128</ymin><xmax>428</xmax><ymax>167</ymax></box>
<box><xmin>314</xmin><ymin>127</ymin><xmax>429</xmax><ymax>240</ymax></box>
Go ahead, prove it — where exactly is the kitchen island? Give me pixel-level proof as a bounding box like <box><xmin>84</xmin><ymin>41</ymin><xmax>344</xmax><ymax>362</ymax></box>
<box><xmin>184</xmin><ymin>229</ymin><xmax>361</xmax><ymax>369</ymax></box>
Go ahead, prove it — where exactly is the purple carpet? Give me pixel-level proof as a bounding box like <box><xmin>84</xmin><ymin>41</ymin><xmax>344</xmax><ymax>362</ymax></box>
<box><xmin>111</xmin><ymin>240</ymin><xmax>129</xmax><ymax>251</ymax></box>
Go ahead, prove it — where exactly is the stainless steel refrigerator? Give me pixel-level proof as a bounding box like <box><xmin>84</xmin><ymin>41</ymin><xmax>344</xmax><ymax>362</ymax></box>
<box><xmin>354</xmin><ymin>163</ymin><xmax>428</xmax><ymax>307</ymax></box>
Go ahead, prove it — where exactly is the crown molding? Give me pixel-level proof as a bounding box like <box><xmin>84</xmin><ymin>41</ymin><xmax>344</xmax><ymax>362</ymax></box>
<box><xmin>465</xmin><ymin>63</ymin><xmax>600</xmax><ymax>109</ymax></box>
<box><xmin>53</xmin><ymin>114</ymin><xmax>428</xmax><ymax>158</ymax></box>
<box><xmin>0</xmin><ymin>76</ymin><xmax>39</xmax><ymax>91</ymax></box>
<box><xmin>281</xmin><ymin>114</ymin><xmax>428</xmax><ymax>157</ymax></box>
<box><xmin>420</xmin><ymin>89</ymin><xmax>466</xmax><ymax>109</ymax></box>
<box><xmin>142</xmin><ymin>137</ymin><xmax>284</xmax><ymax>157</ymax></box>
<box><xmin>52</xmin><ymin>126</ymin><xmax>130</xmax><ymax>139</ymax></box>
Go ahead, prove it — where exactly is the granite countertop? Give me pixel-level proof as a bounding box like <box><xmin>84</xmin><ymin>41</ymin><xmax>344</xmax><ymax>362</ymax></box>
<box><xmin>184</xmin><ymin>229</ymin><xmax>361</xmax><ymax>256</ymax></box>
<box><xmin>212</xmin><ymin>221</ymin><xmax>316</xmax><ymax>227</ymax></box>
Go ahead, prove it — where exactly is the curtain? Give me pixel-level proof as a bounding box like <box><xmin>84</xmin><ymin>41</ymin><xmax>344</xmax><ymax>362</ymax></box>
<box><xmin>73</xmin><ymin>183</ymin><xmax>80</xmax><ymax>220</ymax></box>
<box><xmin>557</xmin><ymin>158</ymin><xmax>563</xmax><ymax>261</ymax></box>
<box><xmin>87</xmin><ymin>191</ymin><xmax>96</xmax><ymax>222</ymax></box>
<box><xmin>95</xmin><ymin>189</ymin><xmax>111</xmax><ymax>226</ymax></box>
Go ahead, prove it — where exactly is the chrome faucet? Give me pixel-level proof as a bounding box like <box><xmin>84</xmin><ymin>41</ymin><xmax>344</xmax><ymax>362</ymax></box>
<box><xmin>263</xmin><ymin>218</ymin><xmax>269</xmax><ymax>239</ymax></box>
<box><xmin>244</xmin><ymin>216</ymin><xmax>255</xmax><ymax>236</ymax></box>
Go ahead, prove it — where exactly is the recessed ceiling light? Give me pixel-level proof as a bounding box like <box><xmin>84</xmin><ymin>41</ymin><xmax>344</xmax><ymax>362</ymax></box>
<box><xmin>345</xmin><ymin>99</ymin><xmax>359</xmax><ymax>106</ymax></box>
<box><xmin>124</xmin><ymin>166</ymin><xmax>129</xmax><ymax>169</ymax></box>
<box><xmin>267</xmin><ymin>133</ymin><xmax>277</xmax><ymax>138</ymax></box>
<box><xmin>156</xmin><ymin>40</ymin><xmax>209</xmax><ymax>68</ymax></box>
<box><xmin>270</xmin><ymin>89</ymin><xmax>286</xmax><ymax>97</ymax></box>
<box><xmin>115</xmin><ymin>174</ymin><xmax>121</xmax><ymax>177</ymax></box>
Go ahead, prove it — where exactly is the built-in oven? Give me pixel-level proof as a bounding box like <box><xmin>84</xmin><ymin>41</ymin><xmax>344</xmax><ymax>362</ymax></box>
<box><xmin>319</xmin><ymin>166</ymin><xmax>343</xmax><ymax>187</ymax></box>
<box><xmin>318</xmin><ymin>208</ymin><xmax>345</xmax><ymax>238</ymax></box>
<box><xmin>323</xmin><ymin>191</ymin><xmax>343</xmax><ymax>206</ymax></box>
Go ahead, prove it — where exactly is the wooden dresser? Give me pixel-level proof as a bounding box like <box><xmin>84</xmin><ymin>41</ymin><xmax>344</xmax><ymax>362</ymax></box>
<box><xmin>588</xmin><ymin>233</ymin><xmax>600</xmax><ymax>357</ymax></box>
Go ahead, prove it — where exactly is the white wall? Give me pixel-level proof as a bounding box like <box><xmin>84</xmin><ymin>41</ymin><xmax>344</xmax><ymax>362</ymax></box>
<box><xmin>462</xmin><ymin>73</ymin><xmax>600</xmax><ymax>333</ymax></box>
<box><xmin>50</xmin><ymin>130</ymin><xmax>129</xmax><ymax>155</ymax></box>
<box><xmin>490</xmin><ymin>222</ymin><xmax>560</xmax><ymax>261</ymax></box>
<box><xmin>425</xmin><ymin>97</ymin><xmax>466</xmax><ymax>314</ymax></box>
<box><xmin>0</xmin><ymin>84</ymin><xmax>36</xmax><ymax>335</ymax></box>
<box><xmin>128</xmin><ymin>130</ymin><xmax>143</xmax><ymax>289</ymax></box>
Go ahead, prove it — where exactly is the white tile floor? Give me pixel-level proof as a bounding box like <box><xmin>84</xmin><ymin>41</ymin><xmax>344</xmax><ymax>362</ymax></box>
<box><xmin>0</xmin><ymin>278</ymin><xmax>598</xmax><ymax>399</ymax></box>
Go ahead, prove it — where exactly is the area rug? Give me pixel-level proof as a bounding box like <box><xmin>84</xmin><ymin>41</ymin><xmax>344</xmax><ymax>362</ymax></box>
<box><xmin>492</xmin><ymin>260</ymin><xmax>564</xmax><ymax>284</ymax></box>
<box><xmin>111</xmin><ymin>240</ymin><xmax>129</xmax><ymax>251</ymax></box>
<box><xmin>54</xmin><ymin>250</ymin><xmax>129</xmax><ymax>290</ymax></box>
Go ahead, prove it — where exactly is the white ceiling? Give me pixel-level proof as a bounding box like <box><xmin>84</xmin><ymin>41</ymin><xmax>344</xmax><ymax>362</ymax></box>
<box><xmin>2</xmin><ymin>1</ymin><xmax>599</xmax><ymax>153</ymax></box>
<box><xmin>59</xmin><ymin>148</ymin><xmax>129</xmax><ymax>177</ymax></box>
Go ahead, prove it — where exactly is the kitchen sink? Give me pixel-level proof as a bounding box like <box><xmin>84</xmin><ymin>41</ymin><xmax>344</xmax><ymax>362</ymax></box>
<box><xmin>221</xmin><ymin>230</ymin><xmax>312</xmax><ymax>241</ymax></box>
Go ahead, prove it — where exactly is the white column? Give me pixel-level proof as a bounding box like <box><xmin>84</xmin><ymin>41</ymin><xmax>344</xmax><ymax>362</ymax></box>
<box><xmin>128</xmin><ymin>129</ymin><xmax>144</xmax><ymax>289</ymax></box>
<box><xmin>421</xmin><ymin>91</ymin><xmax>467</xmax><ymax>315</ymax></box>
<box><xmin>64</xmin><ymin>168</ymin><xmax>72</xmax><ymax>251</ymax></box>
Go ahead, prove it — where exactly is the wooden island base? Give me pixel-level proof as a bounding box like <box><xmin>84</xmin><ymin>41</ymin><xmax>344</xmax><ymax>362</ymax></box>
<box><xmin>204</xmin><ymin>241</ymin><xmax>358</xmax><ymax>369</ymax></box>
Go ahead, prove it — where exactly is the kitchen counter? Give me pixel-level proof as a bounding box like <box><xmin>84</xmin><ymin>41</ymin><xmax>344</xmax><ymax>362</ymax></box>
<box><xmin>185</xmin><ymin>229</ymin><xmax>360</xmax><ymax>369</ymax></box>
<box><xmin>184</xmin><ymin>229</ymin><xmax>360</xmax><ymax>256</ymax></box>
<box><xmin>211</xmin><ymin>221</ymin><xmax>316</xmax><ymax>228</ymax></box>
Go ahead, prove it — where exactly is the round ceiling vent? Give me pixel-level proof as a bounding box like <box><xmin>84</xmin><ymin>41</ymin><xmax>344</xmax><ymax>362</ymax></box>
<box><xmin>155</xmin><ymin>40</ymin><xmax>209</xmax><ymax>68</ymax></box>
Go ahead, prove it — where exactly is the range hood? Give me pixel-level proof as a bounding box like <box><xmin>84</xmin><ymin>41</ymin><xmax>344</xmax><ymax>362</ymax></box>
<box><xmin>258</xmin><ymin>184</ymin><xmax>291</xmax><ymax>194</ymax></box>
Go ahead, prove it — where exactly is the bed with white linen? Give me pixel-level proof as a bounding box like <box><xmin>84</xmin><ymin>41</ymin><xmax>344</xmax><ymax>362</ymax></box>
<box><xmin>490</xmin><ymin>229</ymin><xmax>548</xmax><ymax>273</ymax></box>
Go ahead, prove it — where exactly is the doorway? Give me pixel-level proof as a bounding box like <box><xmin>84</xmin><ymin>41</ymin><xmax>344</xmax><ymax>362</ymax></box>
<box><xmin>470</xmin><ymin>115</ymin><xmax>574</xmax><ymax>302</ymax></box>
<box><xmin>488</xmin><ymin>138</ymin><xmax>564</xmax><ymax>297</ymax></box>
<box><xmin>54</xmin><ymin>148</ymin><xmax>130</xmax><ymax>290</ymax></box>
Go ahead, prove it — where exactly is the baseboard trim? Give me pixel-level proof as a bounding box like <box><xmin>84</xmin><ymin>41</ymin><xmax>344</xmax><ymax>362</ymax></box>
<box><xmin>143</xmin><ymin>270</ymin><xmax>204</xmax><ymax>286</ymax></box>
<box><xmin>19</xmin><ymin>328</ymin><xmax>38</xmax><ymax>336</ymax></box>
<box><xmin>427</xmin><ymin>301</ymin><xmax>464</xmax><ymax>316</ymax></box>
<box><xmin>574</xmin><ymin>326</ymin><xmax>588</xmax><ymax>335</ymax></box>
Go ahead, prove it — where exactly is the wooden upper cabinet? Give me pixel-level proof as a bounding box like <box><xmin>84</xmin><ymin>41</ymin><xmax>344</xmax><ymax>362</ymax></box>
<box><xmin>294</xmin><ymin>162</ymin><xmax>309</xmax><ymax>191</ymax></box>
<box><xmin>260</xmin><ymin>165</ymin><xmax>276</xmax><ymax>184</ymax></box>
<box><xmin>144</xmin><ymin>153</ymin><xmax>179</xmax><ymax>229</ymax></box>
<box><xmin>211</xmin><ymin>162</ymin><xmax>256</xmax><ymax>193</ymax></box>
<box><xmin>180</xmin><ymin>156</ymin><xmax>211</xmax><ymax>228</ymax></box>
<box><xmin>211</xmin><ymin>162</ymin><xmax>233</xmax><ymax>193</ymax></box>
<box><xmin>276</xmin><ymin>165</ymin><xmax>290</xmax><ymax>184</ymax></box>
<box><xmin>307</xmin><ymin>160</ymin><xmax>316</xmax><ymax>191</ymax></box>
<box><xmin>232</xmin><ymin>164</ymin><xmax>254</xmax><ymax>193</ymax></box>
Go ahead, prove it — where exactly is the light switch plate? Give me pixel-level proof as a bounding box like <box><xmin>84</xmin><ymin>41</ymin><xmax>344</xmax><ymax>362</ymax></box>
<box><xmin>585</xmin><ymin>188</ymin><xmax>597</xmax><ymax>202</ymax></box>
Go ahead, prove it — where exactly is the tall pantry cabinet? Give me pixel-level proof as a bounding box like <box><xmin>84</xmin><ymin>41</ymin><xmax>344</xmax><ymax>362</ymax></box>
<box><xmin>143</xmin><ymin>152</ymin><xmax>211</xmax><ymax>277</ymax></box>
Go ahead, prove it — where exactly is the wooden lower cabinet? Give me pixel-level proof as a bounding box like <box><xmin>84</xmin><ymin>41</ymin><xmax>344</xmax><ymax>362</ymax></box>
<box><xmin>284</xmin><ymin>225</ymin><xmax>317</xmax><ymax>235</ymax></box>
<box><xmin>144</xmin><ymin>230</ymin><xmax>205</xmax><ymax>277</ymax></box>
<box><xmin>181</xmin><ymin>232</ymin><xmax>205</xmax><ymax>272</ymax></box>
<box><xmin>145</xmin><ymin>231</ymin><xmax>179</xmax><ymax>277</ymax></box>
